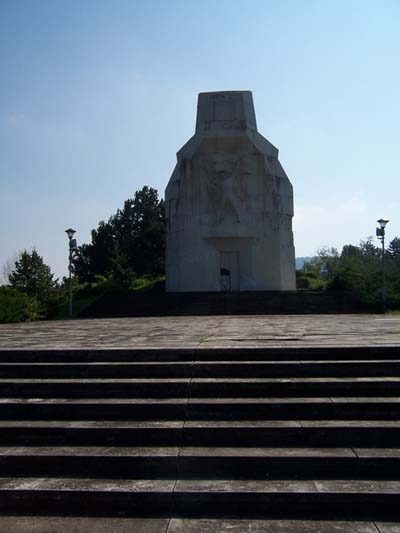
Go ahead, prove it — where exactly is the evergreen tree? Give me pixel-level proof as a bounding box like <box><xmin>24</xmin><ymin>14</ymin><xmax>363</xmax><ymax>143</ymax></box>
<box><xmin>388</xmin><ymin>238</ymin><xmax>400</xmax><ymax>262</ymax></box>
<box><xmin>72</xmin><ymin>186</ymin><xmax>165</xmax><ymax>284</ymax></box>
<box><xmin>9</xmin><ymin>250</ymin><xmax>57</xmax><ymax>301</ymax></box>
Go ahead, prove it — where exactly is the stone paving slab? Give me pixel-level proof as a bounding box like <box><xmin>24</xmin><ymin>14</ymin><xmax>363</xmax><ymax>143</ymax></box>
<box><xmin>168</xmin><ymin>520</ymin><xmax>380</xmax><ymax>532</ymax></box>
<box><xmin>0</xmin><ymin>517</ymin><xmax>387</xmax><ymax>532</ymax></box>
<box><xmin>0</xmin><ymin>315</ymin><xmax>399</xmax><ymax>350</ymax></box>
<box><xmin>0</xmin><ymin>516</ymin><xmax>169</xmax><ymax>532</ymax></box>
<box><xmin>378</xmin><ymin>524</ymin><xmax>400</xmax><ymax>533</ymax></box>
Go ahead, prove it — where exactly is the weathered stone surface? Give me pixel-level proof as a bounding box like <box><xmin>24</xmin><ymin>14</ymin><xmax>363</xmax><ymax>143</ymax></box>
<box><xmin>174</xmin><ymin>479</ymin><xmax>317</xmax><ymax>493</ymax></box>
<box><xmin>314</xmin><ymin>480</ymin><xmax>400</xmax><ymax>493</ymax></box>
<box><xmin>168</xmin><ymin>519</ymin><xmax>378</xmax><ymax>532</ymax></box>
<box><xmin>0</xmin><ymin>446</ymin><xmax>180</xmax><ymax>456</ymax></box>
<box><xmin>165</xmin><ymin>91</ymin><xmax>295</xmax><ymax>292</ymax></box>
<box><xmin>377</xmin><ymin>524</ymin><xmax>400</xmax><ymax>533</ymax></box>
<box><xmin>1</xmin><ymin>314</ymin><xmax>400</xmax><ymax>350</ymax></box>
<box><xmin>0</xmin><ymin>517</ymin><xmax>380</xmax><ymax>532</ymax></box>
<box><xmin>0</xmin><ymin>516</ymin><xmax>169</xmax><ymax>532</ymax></box>
<box><xmin>179</xmin><ymin>447</ymin><xmax>356</xmax><ymax>458</ymax></box>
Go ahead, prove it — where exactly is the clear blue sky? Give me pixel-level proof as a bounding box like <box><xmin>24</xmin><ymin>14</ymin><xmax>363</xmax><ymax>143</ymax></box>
<box><xmin>1</xmin><ymin>0</ymin><xmax>399</xmax><ymax>280</ymax></box>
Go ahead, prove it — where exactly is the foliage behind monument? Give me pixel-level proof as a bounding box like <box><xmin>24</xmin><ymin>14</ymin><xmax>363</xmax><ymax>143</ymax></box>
<box><xmin>73</xmin><ymin>186</ymin><xmax>165</xmax><ymax>286</ymax></box>
<box><xmin>1</xmin><ymin>249</ymin><xmax>59</xmax><ymax>322</ymax></box>
<box><xmin>298</xmin><ymin>238</ymin><xmax>400</xmax><ymax>307</ymax></box>
<box><xmin>9</xmin><ymin>249</ymin><xmax>57</xmax><ymax>300</ymax></box>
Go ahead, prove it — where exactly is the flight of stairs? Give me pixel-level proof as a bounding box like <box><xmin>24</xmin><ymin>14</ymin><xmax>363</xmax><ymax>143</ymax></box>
<box><xmin>80</xmin><ymin>290</ymin><xmax>368</xmax><ymax>318</ymax></box>
<box><xmin>0</xmin><ymin>346</ymin><xmax>399</xmax><ymax>524</ymax></box>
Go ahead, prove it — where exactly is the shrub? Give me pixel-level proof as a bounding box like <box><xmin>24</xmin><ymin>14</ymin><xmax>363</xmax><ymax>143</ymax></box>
<box><xmin>0</xmin><ymin>287</ymin><xmax>43</xmax><ymax>323</ymax></box>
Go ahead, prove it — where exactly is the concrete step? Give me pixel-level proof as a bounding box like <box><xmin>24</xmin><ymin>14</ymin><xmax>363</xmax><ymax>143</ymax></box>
<box><xmin>0</xmin><ymin>516</ymin><xmax>170</xmax><ymax>533</ymax></box>
<box><xmin>172</xmin><ymin>478</ymin><xmax>400</xmax><ymax>518</ymax></box>
<box><xmin>0</xmin><ymin>477</ymin><xmax>399</xmax><ymax>519</ymax></box>
<box><xmin>2</xmin><ymin>446</ymin><xmax>400</xmax><ymax>480</ymax></box>
<box><xmin>166</xmin><ymin>519</ymin><xmax>395</xmax><ymax>533</ymax></box>
<box><xmin>0</xmin><ymin>517</ymin><xmax>387</xmax><ymax>533</ymax></box>
<box><xmin>1</xmin><ymin>420</ymin><xmax>400</xmax><ymax>447</ymax></box>
<box><xmin>183</xmin><ymin>420</ymin><xmax>400</xmax><ymax>447</ymax></box>
<box><xmin>3</xmin><ymin>397</ymin><xmax>400</xmax><ymax>420</ymax></box>
<box><xmin>1</xmin><ymin>345</ymin><xmax>400</xmax><ymax>522</ymax></box>
<box><xmin>3</xmin><ymin>360</ymin><xmax>400</xmax><ymax>378</ymax></box>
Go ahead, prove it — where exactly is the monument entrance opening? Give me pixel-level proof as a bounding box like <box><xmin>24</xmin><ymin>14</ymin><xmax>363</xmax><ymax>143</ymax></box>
<box><xmin>220</xmin><ymin>251</ymin><xmax>240</xmax><ymax>292</ymax></box>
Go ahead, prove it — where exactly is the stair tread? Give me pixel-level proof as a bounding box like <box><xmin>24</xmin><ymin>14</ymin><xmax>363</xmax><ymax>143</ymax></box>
<box><xmin>0</xmin><ymin>446</ymin><xmax>180</xmax><ymax>456</ymax></box>
<box><xmin>2</xmin><ymin>420</ymin><xmax>400</xmax><ymax>428</ymax></box>
<box><xmin>0</xmin><ymin>477</ymin><xmax>175</xmax><ymax>491</ymax></box>
<box><xmin>2</xmin><ymin>396</ymin><xmax>400</xmax><ymax>404</ymax></box>
<box><xmin>175</xmin><ymin>479</ymin><xmax>400</xmax><ymax>493</ymax></box>
<box><xmin>2</xmin><ymin>360</ymin><xmax>400</xmax><ymax>365</ymax></box>
<box><xmin>0</xmin><ymin>516</ymin><xmax>170</xmax><ymax>533</ymax></box>
<box><xmin>0</xmin><ymin>398</ymin><xmax>189</xmax><ymax>404</ymax></box>
<box><xmin>0</xmin><ymin>446</ymin><xmax>357</xmax><ymax>458</ymax></box>
<box><xmin>0</xmin><ymin>420</ymin><xmax>184</xmax><ymax>428</ymax></box>
<box><xmin>0</xmin><ymin>378</ymin><xmax>191</xmax><ymax>383</ymax></box>
<box><xmin>179</xmin><ymin>447</ymin><xmax>356</xmax><ymax>457</ymax></box>
<box><xmin>165</xmin><ymin>518</ymin><xmax>390</xmax><ymax>533</ymax></box>
<box><xmin>354</xmin><ymin>448</ymin><xmax>400</xmax><ymax>458</ymax></box>
<box><xmin>192</xmin><ymin>377</ymin><xmax>400</xmax><ymax>383</ymax></box>
<box><xmin>2</xmin><ymin>377</ymin><xmax>399</xmax><ymax>383</ymax></box>
<box><xmin>184</xmin><ymin>420</ymin><xmax>400</xmax><ymax>428</ymax></box>
<box><xmin>331</xmin><ymin>397</ymin><xmax>400</xmax><ymax>403</ymax></box>
<box><xmin>1</xmin><ymin>477</ymin><xmax>400</xmax><ymax>494</ymax></box>
<box><xmin>0</xmin><ymin>517</ymin><xmax>382</xmax><ymax>533</ymax></box>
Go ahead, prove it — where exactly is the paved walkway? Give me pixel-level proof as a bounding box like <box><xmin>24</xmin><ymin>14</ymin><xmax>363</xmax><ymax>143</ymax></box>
<box><xmin>0</xmin><ymin>314</ymin><xmax>399</xmax><ymax>349</ymax></box>
<box><xmin>0</xmin><ymin>517</ymin><xmax>397</xmax><ymax>532</ymax></box>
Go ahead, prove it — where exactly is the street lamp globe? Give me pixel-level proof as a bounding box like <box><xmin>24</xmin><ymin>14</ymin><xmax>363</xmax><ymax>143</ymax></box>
<box><xmin>377</xmin><ymin>219</ymin><xmax>389</xmax><ymax>230</ymax></box>
<box><xmin>65</xmin><ymin>228</ymin><xmax>76</xmax><ymax>240</ymax></box>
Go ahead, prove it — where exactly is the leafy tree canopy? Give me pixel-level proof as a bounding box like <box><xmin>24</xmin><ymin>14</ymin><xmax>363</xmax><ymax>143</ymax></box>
<box><xmin>298</xmin><ymin>237</ymin><xmax>400</xmax><ymax>307</ymax></box>
<box><xmin>73</xmin><ymin>186</ymin><xmax>165</xmax><ymax>285</ymax></box>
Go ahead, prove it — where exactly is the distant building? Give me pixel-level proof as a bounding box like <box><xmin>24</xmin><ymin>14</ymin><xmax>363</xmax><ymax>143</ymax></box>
<box><xmin>165</xmin><ymin>91</ymin><xmax>295</xmax><ymax>292</ymax></box>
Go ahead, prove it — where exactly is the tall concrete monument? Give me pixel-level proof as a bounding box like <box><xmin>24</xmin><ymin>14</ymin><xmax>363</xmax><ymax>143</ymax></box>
<box><xmin>165</xmin><ymin>91</ymin><xmax>295</xmax><ymax>292</ymax></box>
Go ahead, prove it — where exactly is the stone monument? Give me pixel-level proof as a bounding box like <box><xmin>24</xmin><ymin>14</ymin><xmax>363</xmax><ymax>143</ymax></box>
<box><xmin>165</xmin><ymin>91</ymin><xmax>296</xmax><ymax>292</ymax></box>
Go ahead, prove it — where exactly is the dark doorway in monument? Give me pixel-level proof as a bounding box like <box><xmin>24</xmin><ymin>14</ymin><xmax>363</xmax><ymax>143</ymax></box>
<box><xmin>220</xmin><ymin>251</ymin><xmax>240</xmax><ymax>291</ymax></box>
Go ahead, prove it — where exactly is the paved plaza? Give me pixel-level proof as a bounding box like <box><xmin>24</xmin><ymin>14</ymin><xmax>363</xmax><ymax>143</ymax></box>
<box><xmin>0</xmin><ymin>314</ymin><xmax>400</xmax><ymax>350</ymax></box>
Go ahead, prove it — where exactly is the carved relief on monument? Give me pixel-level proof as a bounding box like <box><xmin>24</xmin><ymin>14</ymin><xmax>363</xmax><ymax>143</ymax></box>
<box><xmin>198</xmin><ymin>153</ymin><xmax>259</xmax><ymax>224</ymax></box>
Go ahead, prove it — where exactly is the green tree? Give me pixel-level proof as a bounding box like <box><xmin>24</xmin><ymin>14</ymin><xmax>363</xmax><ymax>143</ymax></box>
<box><xmin>359</xmin><ymin>237</ymin><xmax>380</xmax><ymax>257</ymax></box>
<box><xmin>115</xmin><ymin>186</ymin><xmax>165</xmax><ymax>277</ymax></box>
<box><xmin>8</xmin><ymin>250</ymin><xmax>57</xmax><ymax>301</ymax></box>
<box><xmin>299</xmin><ymin>247</ymin><xmax>339</xmax><ymax>289</ymax></box>
<box><xmin>109</xmin><ymin>243</ymin><xmax>135</xmax><ymax>288</ymax></box>
<box><xmin>73</xmin><ymin>186</ymin><xmax>165</xmax><ymax>285</ymax></box>
<box><xmin>0</xmin><ymin>287</ymin><xmax>42</xmax><ymax>323</ymax></box>
<box><xmin>388</xmin><ymin>238</ymin><xmax>400</xmax><ymax>262</ymax></box>
<box><xmin>298</xmin><ymin>236</ymin><xmax>400</xmax><ymax>308</ymax></box>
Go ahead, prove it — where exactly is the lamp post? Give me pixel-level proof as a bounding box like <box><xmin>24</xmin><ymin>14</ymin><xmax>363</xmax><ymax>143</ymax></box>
<box><xmin>65</xmin><ymin>228</ymin><xmax>77</xmax><ymax>318</ymax></box>
<box><xmin>376</xmin><ymin>218</ymin><xmax>389</xmax><ymax>312</ymax></box>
